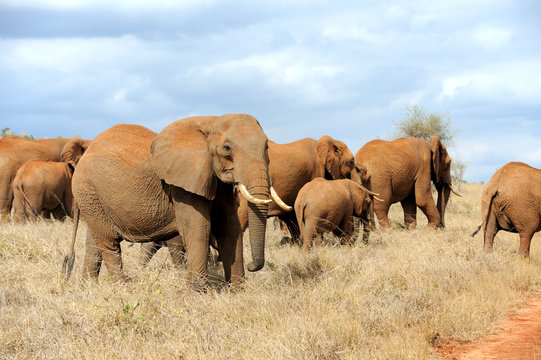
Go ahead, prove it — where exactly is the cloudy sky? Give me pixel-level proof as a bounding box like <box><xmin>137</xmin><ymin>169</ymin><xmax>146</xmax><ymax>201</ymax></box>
<box><xmin>1</xmin><ymin>0</ymin><xmax>540</xmax><ymax>182</ymax></box>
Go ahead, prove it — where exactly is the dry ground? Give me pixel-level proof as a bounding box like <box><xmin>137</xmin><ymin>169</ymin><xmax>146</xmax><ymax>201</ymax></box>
<box><xmin>1</xmin><ymin>183</ymin><xmax>540</xmax><ymax>359</ymax></box>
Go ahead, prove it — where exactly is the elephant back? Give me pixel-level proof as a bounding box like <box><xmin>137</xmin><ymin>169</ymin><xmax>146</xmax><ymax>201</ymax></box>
<box><xmin>72</xmin><ymin>124</ymin><xmax>176</xmax><ymax>240</ymax></box>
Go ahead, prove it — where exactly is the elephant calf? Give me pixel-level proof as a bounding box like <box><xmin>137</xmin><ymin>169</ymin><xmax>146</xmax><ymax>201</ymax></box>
<box><xmin>12</xmin><ymin>159</ymin><xmax>76</xmax><ymax>223</ymax></box>
<box><xmin>294</xmin><ymin>178</ymin><xmax>376</xmax><ymax>250</ymax></box>
<box><xmin>473</xmin><ymin>161</ymin><xmax>541</xmax><ymax>257</ymax></box>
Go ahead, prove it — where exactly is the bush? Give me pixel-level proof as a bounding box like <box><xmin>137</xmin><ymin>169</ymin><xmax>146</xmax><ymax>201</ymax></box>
<box><xmin>394</xmin><ymin>105</ymin><xmax>455</xmax><ymax>145</ymax></box>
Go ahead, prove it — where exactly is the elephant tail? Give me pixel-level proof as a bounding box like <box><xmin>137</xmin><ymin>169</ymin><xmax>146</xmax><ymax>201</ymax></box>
<box><xmin>471</xmin><ymin>191</ymin><xmax>498</xmax><ymax>237</ymax></box>
<box><xmin>62</xmin><ymin>203</ymin><xmax>80</xmax><ymax>280</ymax></box>
<box><xmin>15</xmin><ymin>184</ymin><xmax>39</xmax><ymax>218</ymax></box>
<box><xmin>298</xmin><ymin>202</ymin><xmax>307</xmax><ymax>233</ymax></box>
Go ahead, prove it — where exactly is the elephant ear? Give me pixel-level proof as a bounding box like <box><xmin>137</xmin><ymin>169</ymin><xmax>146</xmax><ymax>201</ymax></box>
<box><xmin>62</xmin><ymin>138</ymin><xmax>92</xmax><ymax>164</ymax></box>
<box><xmin>431</xmin><ymin>136</ymin><xmax>443</xmax><ymax>183</ymax></box>
<box><xmin>430</xmin><ymin>136</ymin><xmax>447</xmax><ymax>183</ymax></box>
<box><xmin>151</xmin><ymin>117</ymin><xmax>217</xmax><ymax>200</ymax></box>
<box><xmin>317</xmin><ymin>135</ymin><xmax>341</xmax><ymax>179</ymax></box>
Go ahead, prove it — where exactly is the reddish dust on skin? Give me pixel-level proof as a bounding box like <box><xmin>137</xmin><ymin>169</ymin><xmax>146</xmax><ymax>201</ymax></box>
<box><xmin>436</xmin><ymin>293</ymin><xmax>541</xmax><ymax>360</ymax></box>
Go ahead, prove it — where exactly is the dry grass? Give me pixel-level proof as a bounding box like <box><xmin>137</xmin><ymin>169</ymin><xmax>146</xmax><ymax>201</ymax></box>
<box><xmin>1</xmin><ymin>183</ymin><xmax>540</xmax><ymax>359</ymax></box>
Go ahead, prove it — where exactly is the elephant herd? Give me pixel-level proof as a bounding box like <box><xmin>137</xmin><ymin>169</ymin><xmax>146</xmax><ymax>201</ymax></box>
<box><xmin>1</xmin><ymin>114</ymin><xmax>539</xmax><ymax>289</ymax></box>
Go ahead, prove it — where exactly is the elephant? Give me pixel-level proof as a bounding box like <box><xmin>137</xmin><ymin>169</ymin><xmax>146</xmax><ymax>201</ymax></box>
<box><xmin>139</xmin><ymin>135</ymin><xmax>356</xmax><ymax>264</ymax></box>
<box><xmin>12</xmin><ymin>160</ymin><xmax>76</xmax><ymax>222</ymax></box>
<box><xmin>0</xmin><ymin>136</ymin><xmax>74</xmax><ymax>219</ymax></box>
<box><xmin>10</xmin><ymin>138</ymin><xmax>91</xmax><ymax>223</ymax></box>
<box><xmin>354</xmin><ymin>136</ymin><xmax>461</xmax><ymax>230</ymax></box>
<box><xmin>295</xmin><ymin>178</ymin><xmax>377</xmax><ymax>250</ymax></box>
<box><xmin>472</xmin><ymin>162</ymin><xmax>541</xmax><ymax>257</ymax></box>
<box><xmin>0</xmin><ymin>136</ymin><xmax>89</xmax><ymax>219</ymax></box>
<box><xmin>63</xmin><ymin>114</ymin><xmax>288</xmax><ymax>288</ymax></box>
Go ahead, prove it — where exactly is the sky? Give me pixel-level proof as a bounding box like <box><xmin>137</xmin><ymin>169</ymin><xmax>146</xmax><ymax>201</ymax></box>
<box><xmin>1</xmin><ymin>0</ymin><xmax>540</xmax><ymax>182</ymax></box>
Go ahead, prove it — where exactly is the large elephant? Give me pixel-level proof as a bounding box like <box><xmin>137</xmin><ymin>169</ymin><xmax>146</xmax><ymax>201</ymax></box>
<box><xmin>64</xmin><ymin>114</ymin><xmax>286</xmax><ymax>288</ymax></box>
<box><xmin>0</xmin><ymin>136</ymin><xmax>75</xmax><ymax>219</ymax></box>
<box><xmin>295</xmin><ymin>178</ymin><xmax>377</xmax><ymax>250</ymax></box>
<box><xmin>354</xmin><ymin>136</ymin><xmax>460</xmax><ymax>230</ymax></box>
<box><xmin>472</xmin><ymin>162</ymin><xmax>541</xmax><ymax>257</ymax></box>
<box><xmin>139</xmin><ymin>135</ymin><xmax>356</xmax><ymax>263</ymax></box>
<box><xmin>12</xmin><ymin>160</ymin><xmax>76</xmax><ymax>222</ymax></box>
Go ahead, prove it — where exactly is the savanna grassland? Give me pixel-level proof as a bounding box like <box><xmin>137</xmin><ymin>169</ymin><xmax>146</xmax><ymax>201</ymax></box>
<box><xmin>1</xmin><ymin>183</ymin><xmax>540</xmax><ymax>359</ymax></box>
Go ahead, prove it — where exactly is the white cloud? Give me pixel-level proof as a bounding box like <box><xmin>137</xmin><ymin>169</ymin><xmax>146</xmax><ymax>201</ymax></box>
<box><xmin>190</xmin><ymin>48</ymin><xmax>344</xmax><ymax>104</ymax></box>
<box><xmin>321</xmin><ymin>24</ymin><xmax>392</xmax><ymax>44</ymax></box>
<box><xmin>0</xmin><ymin>0</ymin><xmax>217</xmax><ymax>10</ymax></box>
<box><xmin>1</xmin><ymin>36</ymin><xmax>145</xmax><ymax>73</ymax></box>
<box><xmin>439</xmin><ymin>60</ymin><xmax>541</xmax><ymax>103</ymax></box>
<box><xmin>472</xmin><ymin>24</ymin><xmax>513</xmax><ymax>50</ymax></box>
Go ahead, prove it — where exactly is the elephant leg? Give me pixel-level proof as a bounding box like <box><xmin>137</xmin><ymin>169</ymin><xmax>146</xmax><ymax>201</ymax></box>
<box><xmin>374</xmin><ymin>199</ymin><xmax>391</xmax><ymax>229</ymax></box>
<box><xmin>84</xmin><ymin>218</ymin><xmax>125</xmax><ymax>281</ymax></box>
<box><xmin>139</xmin><ymin>241</ymin><xmax>164</xmax><ymax>269</ymax></box>
<box><xmin>415</xmin><ymin>181</ymin><xmax>440</xmax><ymax>228</ymax></box>
<box><xmin>11</xmin><ymin>191</ymin><xmax>26</xmax><ymax>224</ymax></box>
<box><xmin>351</xmin><ymin>217</ymin><xmax>361</xmax><ymax>242</ymax></box>
<box><xmin>174</xmin><ymin>198</ymin><xmax>211</xmax><ymax>290</ymax></box>
<box><xmin>165</xmin><ymin>236</ymin><xmax>186</xmax><ymax>270</ymax></box>
<box><xmin>401</xmin><ymin>192</ymin><xmax>417</xmax><ymax>229</ymax></box>
<box><xmin>518</xmin><ymin>232</ymin><xmax>533</xmax><ymax>258</ymax></box>
<box><xmin>302</xmin><ymin>219</ymin><xmax>317</xmax><ymax>251</ymax></box>
<box><xmin>483</xmin><ymin>210</ymin><xmax>499</xmax><ymax>253</ymax></box>
<box><xmin>98</xmin><ymin>237</ymin><xmax>125</xmax><ymax>281</ymax></box>
<box><xmin>82</xmin><ymin>231</ymin><xmax>103</xmax><ymax>281</ymax></box>
<box><xmin>212</xmin><ymin>199</ymin><xmax>245</xmax><ymax>286</ymax></box>
<box><xmin>280</xmin><ymin>212</ymin><xmax>300</xmax><ymax>245</ymax></box>
<box><xmin>0</xmin><ymin>178</ymin><xmax>13</xmax><ymax>221</ymax></box>
<box><xmin>340</xmin><ymin>216</ymin><xmax>354</xmax><ymax>245</ymax></box>
<box><xmin>217</xmin><ymin>228</ymin><xmax>244</xmax><ymax>286</ymax></box>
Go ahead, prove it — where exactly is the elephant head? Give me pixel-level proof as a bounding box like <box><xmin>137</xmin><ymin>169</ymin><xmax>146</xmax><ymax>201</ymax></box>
<box><xmin>151</xmin><ymin>114</ymin><xmax>276</xmax><ymax>272</ymax></box>
<box><xmin>351</xmin><ymin>163</ymin><xmax>372</xmax><ymax>189</ymax></box>
<box><xmin>430</xmin><ymin>136</ymin><xmax>460</xmax><ymax>228</ymax></box>
<box><xmin>317</xmin><ymin>135</ymin><xmax>355</xmax><ymax>179</ymax></box>
<box><xmin>62</xmin><ymin>138</ymin><xmax>92</xmax><ymax>164</ymax></box>
<box><xmin>348</xmin><ymin>180</ymin><xmax>377</xmax><ymax>239</ymax></box>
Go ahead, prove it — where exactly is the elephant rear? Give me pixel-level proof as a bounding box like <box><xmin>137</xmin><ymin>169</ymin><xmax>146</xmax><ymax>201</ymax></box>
<box><xmin>12</xmin><ymin>160</ymin><xmax>74</xmax><ymax>222</ymax></box>
<box><xmin>477</xmin><ymin>162</ymin><xmax>541</xmax><ymax>256</ymax></box>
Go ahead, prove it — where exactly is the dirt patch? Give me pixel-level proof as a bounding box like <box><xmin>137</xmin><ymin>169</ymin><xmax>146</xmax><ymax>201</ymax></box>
<box><xmin>436</xmin><ymin>292</ymin><xmax>541</xmax><ymax>359</ymax></box>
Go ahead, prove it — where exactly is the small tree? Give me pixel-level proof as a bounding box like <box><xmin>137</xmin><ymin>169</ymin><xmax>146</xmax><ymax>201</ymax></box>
<box><xmin>394</xmin><ymin>105</ymin><xmax>465</xmax><ymax>184</ymax></box>
<box><xmin>394</xmin><ymin>105</ymin><xmax>455</xmax><ymax>145</ymax></box>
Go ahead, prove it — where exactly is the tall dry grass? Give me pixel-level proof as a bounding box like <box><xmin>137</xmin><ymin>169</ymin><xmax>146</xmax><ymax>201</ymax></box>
<box><xmin>1</xmin><ymin>183</ymin><xmax>540</xmax><ymax>359</ymax></box>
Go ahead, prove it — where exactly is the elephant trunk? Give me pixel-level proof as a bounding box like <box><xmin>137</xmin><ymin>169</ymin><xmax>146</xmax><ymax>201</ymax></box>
<box><xmin>244</xmin><ymin>167</ymin><xmax>270</xmax><ymax>272</ymax></box>
<box><xmin>247</xmin><ymin>201</ymin><xmax>268</xmax><ymax>271</ymax></box>
<box><xmin>436</xmin><ymin>184</ymin><xmax>451</xmax><ymax>228</ymax></box>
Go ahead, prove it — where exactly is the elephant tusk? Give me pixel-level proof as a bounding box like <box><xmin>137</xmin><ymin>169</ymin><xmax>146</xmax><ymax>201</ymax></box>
<box><xmin>449</xmin><ymin>184</ymin><xmax>463</xmax><ymax>197</ymax></box>
<box><xmin>237</xmin><ymin>183</ymin><xmax>272</xmax><ymax>205</ymax></box>
<box><xmin>358</xmin><ymin>183</ymin><xmax>380</xmax><ymax>198</ymax></box>
<box><xmin>270</xmin><ymin>186</ymin><xmax>293</xmax><ymax>211</ymax></box>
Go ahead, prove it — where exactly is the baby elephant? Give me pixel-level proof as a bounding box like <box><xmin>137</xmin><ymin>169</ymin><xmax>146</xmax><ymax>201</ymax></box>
<box><xmin>295</xmin><ymin>178</ymin><xmax>376</xmax><ymax>250</ymax></box>
<box><xmin>12</xmin><ymin>159</ymin><xmax>76</xmax><ymax>223</ymax></box>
